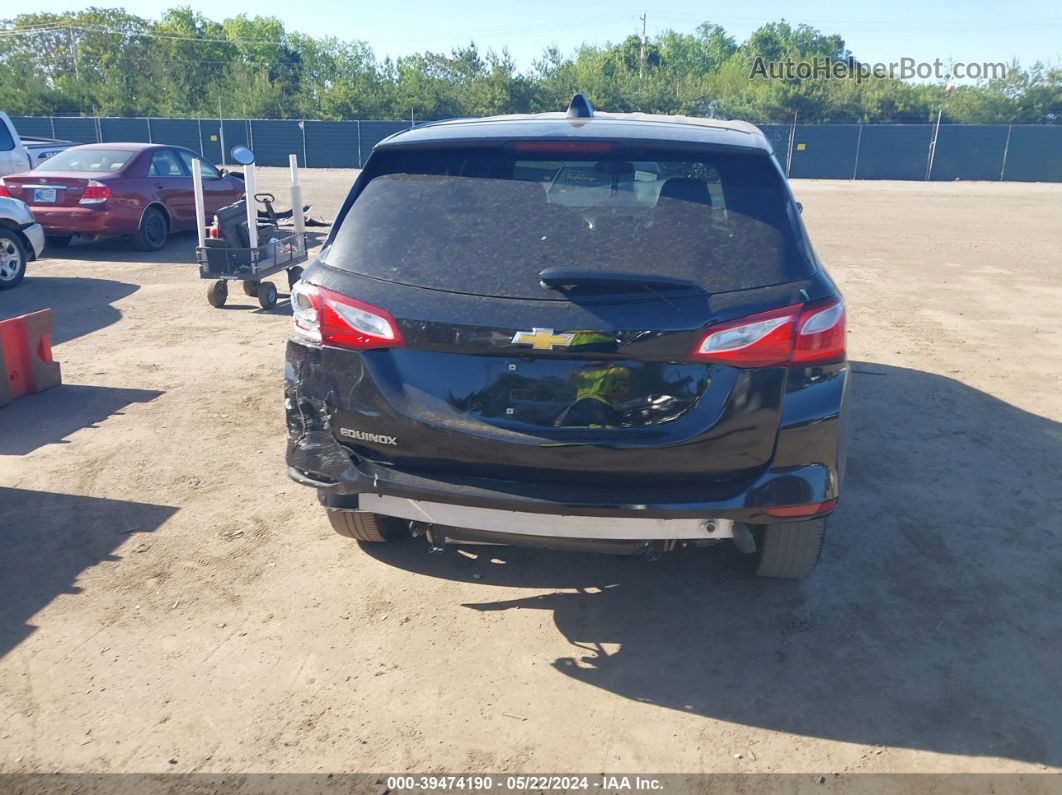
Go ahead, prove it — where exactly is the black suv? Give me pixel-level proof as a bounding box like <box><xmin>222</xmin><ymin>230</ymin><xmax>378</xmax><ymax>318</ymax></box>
<box><xmin>286</xmin><ymin>95</ymin><xmax>848</xmax><ymax>579</ymax></box>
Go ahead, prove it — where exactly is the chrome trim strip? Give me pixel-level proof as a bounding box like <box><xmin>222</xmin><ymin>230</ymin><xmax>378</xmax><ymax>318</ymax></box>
<box><xmin>357</xmin><ymin>494</ymin><xmax>735</xmax><ymax>540</ymax></box>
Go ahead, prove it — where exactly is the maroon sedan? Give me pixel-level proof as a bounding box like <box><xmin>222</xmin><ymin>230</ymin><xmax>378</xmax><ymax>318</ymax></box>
<box><xmin>0</xmin><ymin>143</ymin><xmax>244</xmax><ymax>251</ymax></box>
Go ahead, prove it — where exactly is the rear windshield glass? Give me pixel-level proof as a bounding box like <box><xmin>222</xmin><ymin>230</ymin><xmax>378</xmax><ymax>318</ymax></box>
<box><xmin>38</xmin><ymin>148</ymin><xmax>135</xmax><ymax>173</ymax></box>
<box><xmin>328</xmin><ymin>146</ymin><xmax>809</xmax><ymax>298</ymax></box>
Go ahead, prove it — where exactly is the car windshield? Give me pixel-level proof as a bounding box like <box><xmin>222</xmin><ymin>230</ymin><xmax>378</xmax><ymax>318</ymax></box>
<box><xmin>327</xmin><ymin>145</ymin><xmax>810</xmax><ymax>299</ymax></box>
<box><xmin>37</xmin><ymin>149</ymin><xmax>135</xmax><ymax>173</ymax></box>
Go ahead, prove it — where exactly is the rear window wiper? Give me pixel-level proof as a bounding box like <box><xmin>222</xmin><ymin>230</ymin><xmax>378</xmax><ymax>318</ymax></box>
<box><xmin>538</xmin><ymin>268</ymin><xmax>698</xmax><ymax>292</ymax></box>
<box><xmin>538</xmin><ymin>268</ymin><xmax>699</xmax><ymax>311</ymax></box>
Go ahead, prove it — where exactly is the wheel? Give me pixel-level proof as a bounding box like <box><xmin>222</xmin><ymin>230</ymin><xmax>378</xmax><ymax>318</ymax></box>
<box><xmin>257</xmin><ymin>281</ymin><xmax>278</xmax><ymax>310</ymax></box>
<box><xmin>749</xmin><ymin>518</ymin><xmax>827</xmax><ymax>579</ymax></box>
<box><xmin>45</xmin><ymin>234</ymin><xmax>72</xmax><ymax>248</ymax></box>
<box><xmin>207</xmin><ymin>280</ymin><xmax>228</xmax><ymax>308</ymax></box>
<box><xmin>287</xmin><ymin>266</ymin><xmax>303</xmax><ymax>288</ymax></box>
<box><xmin>133</xmin><ymin>206</ymin><xmax>169</xmax><ymax>251</ymax></box>
<box><xmin>0</xmin><ymin>231</ymin><xmax>27</xmax><ymax>290</ymax></box>
<box><xmin>242</xmin><ymin>280</ymin><xmax>260</xmax><ymax>297</ymax></box>
<box><xmin>326</xmin><ymin>509</ymin><xmax>409</xmax><ymax>542</ymax></box>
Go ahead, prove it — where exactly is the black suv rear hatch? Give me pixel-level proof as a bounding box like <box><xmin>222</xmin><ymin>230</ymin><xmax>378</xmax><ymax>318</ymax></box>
<box><xmin>303</xmin><ymin>142</ymin><xmax>814</xmax><ymax>483</ymax></box>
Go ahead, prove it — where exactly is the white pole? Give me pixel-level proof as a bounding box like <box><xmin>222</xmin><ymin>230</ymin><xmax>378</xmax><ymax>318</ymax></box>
<box><xmin>244</xmin><ymin>161</ymin><xmax>259</xmax><ymax>249</ymax></box>
<box><xmin>218</xmin><ymin>98</ymin><xmax>225</xmax><ymax>164</ymax></box>
<box><xmin>192</xmin><ymin>159</ymin><xmax>206</xmax><ymax>248</ymax></box>
<box><xmin>289</xmin><ymin>153</ymin><xmax>305</xmax><ymax>256</ymax></box>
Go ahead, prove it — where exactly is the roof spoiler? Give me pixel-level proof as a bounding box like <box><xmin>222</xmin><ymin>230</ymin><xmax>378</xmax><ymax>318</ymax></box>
<box><xmin>566</xmin><ymin>93</ymin><xmax>594</xmax><ymax>120</ymax></box>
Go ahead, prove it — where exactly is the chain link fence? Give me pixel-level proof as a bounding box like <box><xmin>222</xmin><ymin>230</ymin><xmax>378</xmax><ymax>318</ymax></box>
<box><xmin>12</xmin><ymin>115</ymin><xmax>1062</xmax><ymax>181</ymax></box>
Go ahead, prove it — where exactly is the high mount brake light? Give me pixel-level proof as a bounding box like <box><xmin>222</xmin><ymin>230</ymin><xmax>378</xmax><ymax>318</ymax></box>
<box><xmin>290</xmin><ymin>281</ymin><xmax>403</xmax><ymax>351</ymax></box>
<box><xmin>512</xmin><ymin>141</ymin><xmax>612</xmax><ymax>153</ymax></box>
<box><xmin>693</xmin><ymin>299</ymin><xmax>845</xmax><ymax>368</ymax></box>
<box><xmin>79</xmin><ymin>180</ymin><xmax>110</xmax><ymax>205</ymax></box>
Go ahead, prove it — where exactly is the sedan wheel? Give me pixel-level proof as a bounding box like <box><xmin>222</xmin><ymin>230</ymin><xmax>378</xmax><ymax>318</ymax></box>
<box><xmin>133</xmin><ymin>207</ymin><xmax>170</xmax><ymax>251</ymax></box>
<box><xmin>0</xmin><ymin>231</ymin><xmax>27</xmax><ymax>290</ymax></box>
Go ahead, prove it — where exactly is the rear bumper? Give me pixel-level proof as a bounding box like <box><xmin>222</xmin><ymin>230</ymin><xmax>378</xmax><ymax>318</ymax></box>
<box><xmin>23</xmin><ymin>223</ymin><xmax>45</xmax><ymax>259</ymax></box>
<box><xmin>287</xmin><ymin>450</ymin><xmax>838</xmax><ymax>525</ymax></box>
<box><xmin>31</xmin><ymin>206</ymin><xmax>125</xmax><ymax>236</ymax></box>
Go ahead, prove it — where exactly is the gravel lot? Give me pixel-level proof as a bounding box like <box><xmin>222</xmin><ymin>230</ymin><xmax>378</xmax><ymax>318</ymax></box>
<box><xmin>1</xmin><ymin>171</ymin><xmax>1060</xmax><ymax>776</ymax></box>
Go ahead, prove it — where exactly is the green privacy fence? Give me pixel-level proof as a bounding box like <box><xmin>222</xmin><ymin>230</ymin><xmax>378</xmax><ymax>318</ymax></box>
<box><xmin>12</xmin><ymin>116</ymin><xmax>1062</xmax><ymax>182</ymax></box>
<box><xmin>11</xmin><ymin>116</ymin><xmax>410</xmax><ymax>169</ymax></box>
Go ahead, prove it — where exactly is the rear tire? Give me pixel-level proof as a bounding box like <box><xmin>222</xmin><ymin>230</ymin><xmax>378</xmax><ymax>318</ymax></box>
<box><xmin>242</xmin><ymin>280</ymin><xmax>260</xmax><ymax>297</ymax></box>
<box><xmin>133</xmin><ymin>206</ymin><xmax>169</xmax><ymax>251</ymax></box>
<box><xmin>207</xmin><ymin>280</ymin><xmax>228</xmax><ymax>308</ymax></box>
<box><xmin>0</xmin><ymin>230</ymin><xmax>27</xmax><ymax>290</ymax></box>
<box><xmin>750</xmin><ymin>518</ymin><xmax>827</xmax><ymax>579</ymax></box>
<box><xmin>326</xmin><ymin>509</ymin><xmax>409</xmax><ymax>542</ymax></box>
<box><xmin>257</xmin><ymin>281</ymin><xmax>278</xmax><ymax>310</ymax></box>
<box><xmin>45</xmin><ymin>234</ymin><xmax>72</xmax><ymax>249</ymax></box>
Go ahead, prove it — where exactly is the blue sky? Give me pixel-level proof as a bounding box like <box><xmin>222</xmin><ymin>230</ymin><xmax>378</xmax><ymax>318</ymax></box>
<box><xmin>28</xmin><ymin>0</ymin><xmax>1062</xmax><ymax>72</ymax></box>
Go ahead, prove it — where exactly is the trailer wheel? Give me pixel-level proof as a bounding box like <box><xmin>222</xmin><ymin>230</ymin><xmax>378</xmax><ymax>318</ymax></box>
<box><xmin>257</xmin><ymin>281</ymin><xmax>278</xmax><ymax>310</ymax></box>
<box><xmin>242</xmin><ymin>280</ymin><xmax>260</xmax><ymax>297</ymax></box>
<box><xmin>287</xmin><ymin>266</ymin><xmax>303</xmax><ymax>288</ymax></box>
<box><xmin>207</xmin><ymin>280</ymin><xmax>228</xmax><ymax>308</ymax></box>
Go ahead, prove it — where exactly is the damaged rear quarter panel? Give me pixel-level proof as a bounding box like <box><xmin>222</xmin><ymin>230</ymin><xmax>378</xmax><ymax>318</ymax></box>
<box><xmin>285</xmin><ymin>339</ymin><xmax>362</xmax><ymax>483</ymax></box>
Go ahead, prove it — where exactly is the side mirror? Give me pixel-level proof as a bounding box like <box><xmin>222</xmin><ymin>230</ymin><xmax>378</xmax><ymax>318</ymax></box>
<box><xmin>796</xmin><ymin>201</ymin><xmax>804</xmax><ymax>214</ymax></box>
<box><xmin>218</xmin><ymin>168</ymin><xmax>228</xmax><ymax>178</ymax></box>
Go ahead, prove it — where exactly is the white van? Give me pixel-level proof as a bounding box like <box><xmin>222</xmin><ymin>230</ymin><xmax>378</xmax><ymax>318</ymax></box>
<box><xmin>0</xmin><ymin>112</ymin><xmax>76</xmax><ymax>176</ymax></box>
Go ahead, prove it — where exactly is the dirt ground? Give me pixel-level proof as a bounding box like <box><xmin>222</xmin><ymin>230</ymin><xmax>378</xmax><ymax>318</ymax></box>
<box><xmin>1</xmin><ymin>171</ymin><xmax>1060</xmax><ymax>776</ymax></box>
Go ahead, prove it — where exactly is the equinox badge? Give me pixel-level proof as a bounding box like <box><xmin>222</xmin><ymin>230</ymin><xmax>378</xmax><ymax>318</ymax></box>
<box><xmin>511</xmin><ymin>328</ymin><xmax>575</xmax><ymax>350</ymax></box>
<box><xmin>340</xmin><ymin>428</ymin><xmax>398</xmax><ymax>446</ymax></box>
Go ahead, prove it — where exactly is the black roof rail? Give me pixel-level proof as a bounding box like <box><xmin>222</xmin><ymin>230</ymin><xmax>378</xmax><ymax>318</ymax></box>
<box><xmin>566</xmin><ymin>93</ymin><xmax>594</xmax><ymax>120</ymax></box>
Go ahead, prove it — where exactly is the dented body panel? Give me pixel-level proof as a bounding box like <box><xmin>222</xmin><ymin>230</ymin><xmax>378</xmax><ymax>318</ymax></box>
<box><xmin>284</xmin><ymin>338</ymin><xmax>848</xmax><ymax>523</ymax></box>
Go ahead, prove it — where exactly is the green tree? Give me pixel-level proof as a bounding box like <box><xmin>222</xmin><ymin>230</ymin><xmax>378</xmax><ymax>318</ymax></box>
<box><xmin>0</xmin><ymin>9</ymin><xmax>1057</xmax><ymax>125</ymax></box>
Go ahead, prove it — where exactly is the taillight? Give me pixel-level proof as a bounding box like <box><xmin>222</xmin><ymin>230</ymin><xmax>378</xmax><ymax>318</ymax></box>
<box><xmin>79</xmin><ymin>180</ymin><xmax>110</xmax><ymax>205</ymax></box>
<box><xmin>0</xmin><ymin>179</ymin><xmax>10</xmax><ymax>199</ymax></box>
<box><xmin>693</xmin><ymin>304</ymin><xmax>801</xmax><ymax>367</ymax></box>
<box><xmin>692</xmin><ymin>299</ymin><xmax>845</xmax><ymax>368</ymax></box>
<box><xmin>793</xmin><ymin>300</ymin><xmax>846</xmax><ymax>365</ymax></box>
<box><xmin>291</xmin><ymin>281</ymin><xmax>403</xmax><ymax>351</ymax></box>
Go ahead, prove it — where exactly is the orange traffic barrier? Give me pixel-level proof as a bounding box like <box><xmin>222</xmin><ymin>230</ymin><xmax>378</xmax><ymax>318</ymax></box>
<box><xmin>0</xmin><ymin>309</ymin><xmax>62</xmax><ymax>408</ymax></box>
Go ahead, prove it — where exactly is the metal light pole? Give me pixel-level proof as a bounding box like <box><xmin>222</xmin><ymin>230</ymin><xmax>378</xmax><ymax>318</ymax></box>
<box><xmin>639</xmin><ymin>12</ymin><xmax>647</xmax><ymax>79</ymax></box>
<box><xmin>926</xmin><ymin>108</ymin><xmax>942</xmax><ymax>180</ymax></box>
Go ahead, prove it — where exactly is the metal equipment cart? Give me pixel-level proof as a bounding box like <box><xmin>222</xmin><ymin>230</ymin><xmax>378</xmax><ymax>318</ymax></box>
<box><xmin>193</xmin><ymin>147</ymin><xmax>309</xmax><ymax>310</ymax></box>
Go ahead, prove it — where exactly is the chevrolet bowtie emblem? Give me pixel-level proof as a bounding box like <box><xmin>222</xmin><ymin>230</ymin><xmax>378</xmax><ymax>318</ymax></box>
<box><xmin>511</xmin><ymin>328</ymin><xmax>575</xmax><ymax>350</ymax></box>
